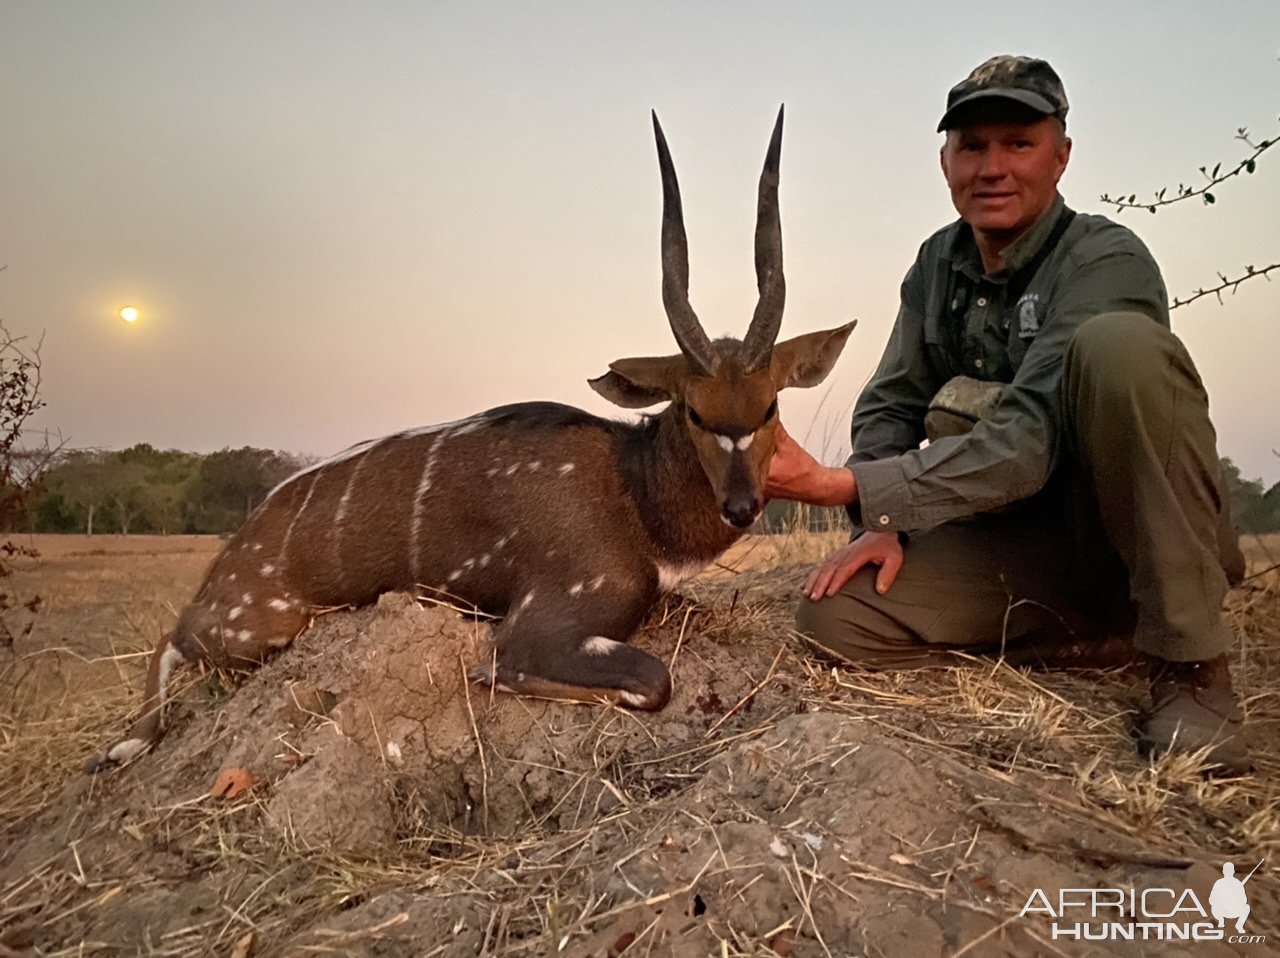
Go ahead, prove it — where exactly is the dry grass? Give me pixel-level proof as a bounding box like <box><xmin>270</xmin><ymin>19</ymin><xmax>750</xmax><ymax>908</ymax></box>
<box><xmin>1</xmin><ymin>532</ymin><xmax>1278</xmax><ymax>954</ymax></box>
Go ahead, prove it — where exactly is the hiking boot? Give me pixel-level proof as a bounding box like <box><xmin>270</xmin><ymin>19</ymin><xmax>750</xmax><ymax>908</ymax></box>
<box><xmin>1137</xmin><ymin>654</ymin><xmax>1252</xmax><ymax>776</ymax></box>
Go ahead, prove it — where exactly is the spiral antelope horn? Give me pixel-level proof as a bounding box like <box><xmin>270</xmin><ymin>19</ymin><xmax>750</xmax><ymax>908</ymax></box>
<box><xmin>652</xmin><ymin>111</ymin><xmax>716</xmax><ymax>376</ymax></box>
<box><xmin>740</xmin><ymin>105</ymin><xmax>786</xmax><ymax>372</ymax></box>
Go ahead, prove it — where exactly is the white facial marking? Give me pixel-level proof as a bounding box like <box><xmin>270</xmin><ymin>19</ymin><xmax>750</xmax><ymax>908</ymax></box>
<box><xmin>269</xmin><ymin>598</ymin><xmax>291</xmax><ymax>612</ymax></box>
<box><xmin>228</xmin><ymin>606</ymin><xmax>244</xmax><ymax>621</ymax></box>
<box><xmin>655</xmin><ymin>560</ymin><xmax>710</xmax><ymax>593</ymax></box>
<box><xmin>558</xmin><ymin>463</ymin><xmax>574</xmax><ymax>476</ymax></box>
<box><xmin>583</xmin><ymin>636</ymin><xmax>621</xmax><ymax>656</ymax></box>
<box><xmin>715</xmin><ymin>434</ymin><xmax>734</xmax><ymax>453</ymax></box>
<box><xmin>736</xmin><ymin>433</ymin><xmax>754</xmax><ymax>451</ymax></box>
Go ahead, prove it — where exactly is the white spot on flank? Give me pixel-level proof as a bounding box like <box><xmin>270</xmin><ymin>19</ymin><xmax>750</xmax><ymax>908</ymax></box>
<box><xmin>236</xmin><ymin>629</ymin><xmax>254</xmax><ymax>642</ymax></box>
<box><xmin>252</xmin><ymin>543</ymin><xmax>264</xmax><ymax>552</ymax></box>
<box><xmin>655</xmin><ymin>560</ymin><xmax>710</xmax><ymax>593</ymax></box>
<box><xmin>504</xmin><ymin>463</ymin><xmax>520</xmax><ymax>477</ymax></box>
<box><xmin>228</xmin><ymin>606</ymin><xmax>244</xmax><ymax>621</ymax></box>
<box><xmin>558</xmin><ymin>463</ymin><xmax>575</xmax><ymax>476</ymax></box>
<box><xmin>569</xmin><ymin>581</ymin><xmax>584</xmax><ymax>597</ymax></box>
<box><xmin>485</xmin><ymin>467</ymin><xmax>499</xmax><ymax>478</ymax></box>
<box><xmin>269</xmin><ymin>598</ymin><xmax>291</xmax><ymax>612</ymax></box>
<box><xmin>520</xmin><ymin>590</ymin><xmax>535</xmax><ymax>610</ymax></box>
<box><xmin>619</xmin><ymin>690</ymin><xmax>650</xmax><ymax>707</ymax></box>
<box><xmin>228</xmin><ymin>572</ymin><xmax>238</xmax><ymax>582</ymax></box>
<box><xmin>242</xmin><ymin>592</ymin><xmax>253</xmax><ymax>605</ymax></box>
<box><xmin>447</xmin><ymin>569</ymin><xmax>463</xmax><ymax>582</ymax></box>
<box><xmin>589</xmin><ymin>574</ymin><xmax>606</xmax><ymax>592</ymax></box>
<box><xmin>583</xmin><ymin>636</ymin><xmax>620</xmax><ymax>656</ymax></box>
<box><xmin>478</xmin><ymin>553</ymin><xmax>491</xmax><ymax>567</ymax></box>
<box><xmin>527</xmin><ymin>461</ymin><xmax>541</xmax><ymax>471</ymax></box>
<box><xmin>260</xmin><ymin>563</ymin><xmax>276</xmax><ymax>576</ymax></box>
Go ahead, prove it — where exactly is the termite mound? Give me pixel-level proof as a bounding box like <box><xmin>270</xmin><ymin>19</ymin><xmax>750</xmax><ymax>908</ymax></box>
<box><xmin>142</xmin><ymin>582</ymin><xmax>805</xmax><ymax>855</ymax></box>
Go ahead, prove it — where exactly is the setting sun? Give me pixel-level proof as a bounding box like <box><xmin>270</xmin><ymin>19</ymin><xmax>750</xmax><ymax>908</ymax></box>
<box><xmin>119</xmin><ymin>306</ymin><xmax>139</xmax><ymax>323</ymax></box>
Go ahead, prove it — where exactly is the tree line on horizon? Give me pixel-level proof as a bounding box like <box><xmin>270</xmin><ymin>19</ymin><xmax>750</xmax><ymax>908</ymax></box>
<box><xmin>14</xmin><ymin>443</ymin><xmax>307</xmax><ymax>536</ymax></box>
<box><xmin>7</xmin><ymin>442</ymin><xmax>1279</xmax><ymax>538</ymax></box>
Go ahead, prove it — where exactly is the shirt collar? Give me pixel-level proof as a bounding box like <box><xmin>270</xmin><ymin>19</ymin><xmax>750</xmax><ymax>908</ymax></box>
<box><xmin>947</xmin><ymin>193</ymin><xmax>1066</xmax><ymax>282</ymax></box>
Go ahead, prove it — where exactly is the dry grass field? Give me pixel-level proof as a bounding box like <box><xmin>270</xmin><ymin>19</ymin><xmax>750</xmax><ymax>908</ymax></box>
<box><xmin>1</xmin><ymin>531</ymin><xmax>1277</xmax><ymax>956</ymax></box>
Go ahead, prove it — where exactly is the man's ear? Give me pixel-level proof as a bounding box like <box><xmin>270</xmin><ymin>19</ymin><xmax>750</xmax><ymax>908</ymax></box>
<box><xmin>770</xmin><ymin>320</ymin><xmax>857</xmax><ymax>390</ymax></box>
<box><xmin>588</xmin><ymin>354</ymin><xmax>688</xmax><ymax>409</ymax></box>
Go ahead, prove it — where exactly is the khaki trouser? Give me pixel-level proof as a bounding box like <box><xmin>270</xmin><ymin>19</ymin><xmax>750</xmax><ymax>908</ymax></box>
<box><xmin>797</xmin><ymin>312</ymin><xmax>1243</xmax><ymax>667</ymax></box>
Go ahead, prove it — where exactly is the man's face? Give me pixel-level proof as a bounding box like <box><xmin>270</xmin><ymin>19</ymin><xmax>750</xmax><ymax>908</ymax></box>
<box><xmin>940</xmin><ymin>114</ymin><xmax>1071</xmax><ymax>240</ymax></box>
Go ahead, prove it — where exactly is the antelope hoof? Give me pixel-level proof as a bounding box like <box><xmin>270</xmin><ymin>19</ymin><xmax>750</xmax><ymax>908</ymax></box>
<box><xmin>84</xmin><ymin>737</ymin><xmax>153</xmax><ymax>774</ymax></box>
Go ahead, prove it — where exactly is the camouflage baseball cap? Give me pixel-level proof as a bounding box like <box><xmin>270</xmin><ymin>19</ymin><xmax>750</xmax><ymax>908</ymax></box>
<box><xmin>937</xmin><ymin>55</ymin><xmax>1068</xmax><ymax>132</ymax></box>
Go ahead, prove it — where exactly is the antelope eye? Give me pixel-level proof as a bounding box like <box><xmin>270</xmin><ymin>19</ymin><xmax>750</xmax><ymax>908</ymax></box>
<box><xmin>686</xmin><ymin>406</ymin><xmax>704</xmax><ymax>429</ymax></box>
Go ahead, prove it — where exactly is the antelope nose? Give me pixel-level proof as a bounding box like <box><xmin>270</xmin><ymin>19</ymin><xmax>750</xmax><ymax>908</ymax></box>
<box><xmin>723</xmin><ymin>496</ymin><xmax>760</xmax><ymax>529</ymax></box>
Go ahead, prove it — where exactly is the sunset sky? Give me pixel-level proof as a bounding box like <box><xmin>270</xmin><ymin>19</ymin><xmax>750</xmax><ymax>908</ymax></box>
<box><xmin>2</xmin><ymin>2</ymin><xmax>1278</xmax><ymax>482</ymax></box>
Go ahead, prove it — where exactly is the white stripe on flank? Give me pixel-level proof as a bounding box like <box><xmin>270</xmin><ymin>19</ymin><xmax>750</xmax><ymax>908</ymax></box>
<box><xmin>410</xmin><ymin>431</ymin><xmax>450</xmax><ymax>581</ymax></box>
<box><xmin>280</xmin><ymin>472</ymin><xmax>320</xmax><ymax>561</ymax></box>
<box><xmin>271</xmin><ymin>412</ymin><xmax>493</xmax><ymax>498</ymax></box>
<box><xmin>335</xmin><ymin>441</ymin><xmax>373</xmax><ymax>525</ymax></box>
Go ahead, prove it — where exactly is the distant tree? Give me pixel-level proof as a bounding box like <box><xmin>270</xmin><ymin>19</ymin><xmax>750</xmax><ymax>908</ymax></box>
<box><xmin>0</xmin><ymin>317</ymin><xmax>53</xmax><ymax>650</ymax></box>
<box><xmin>182</xmin><ymin>447</ymin><xmax>300</xmax><ymax>534</ymax></box>
<box><xmin>1221</xmin><ymin>457</ymin><xmax>1280</xmax><ymax>534</ymax></box>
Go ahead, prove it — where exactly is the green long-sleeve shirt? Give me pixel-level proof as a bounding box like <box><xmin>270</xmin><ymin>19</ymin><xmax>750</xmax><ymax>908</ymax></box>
<box><xmin>848</xmin><ymin>195</ymin><xmax>1169</xmax><ymax>534</ymax></box>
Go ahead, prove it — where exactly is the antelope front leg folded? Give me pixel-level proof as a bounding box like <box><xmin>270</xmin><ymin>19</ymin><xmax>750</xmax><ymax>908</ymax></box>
<box><xmin>468</xmin><ymin>571</ymin><xmax>670</xmax><ymax>709</ymax></box>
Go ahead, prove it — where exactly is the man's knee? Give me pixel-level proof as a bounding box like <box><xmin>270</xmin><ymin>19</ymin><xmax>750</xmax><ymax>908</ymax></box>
<box><xmin>1067</xmin><ymin>311</ymin><xmax>1174</xmax><ymax>386</ymax></box>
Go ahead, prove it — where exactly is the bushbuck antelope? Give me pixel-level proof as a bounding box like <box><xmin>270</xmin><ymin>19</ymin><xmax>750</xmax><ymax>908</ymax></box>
<box><xmin>87</xmin><ymin>106</ymin><xmax>855</xmax><ymax>771</ymax></box>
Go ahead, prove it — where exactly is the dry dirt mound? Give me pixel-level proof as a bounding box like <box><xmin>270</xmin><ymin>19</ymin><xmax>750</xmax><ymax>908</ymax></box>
<box><xmin>2</xmin><ymin>568</ymin><xmax>1278</xmax><ymax>956</ymax></box>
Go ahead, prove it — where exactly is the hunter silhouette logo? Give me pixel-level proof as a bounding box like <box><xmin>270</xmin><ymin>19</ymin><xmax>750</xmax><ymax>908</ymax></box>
<box><xmin>1211</xmin><ymin>860</ymin><xmax>1263</xmax><ymax>934</ymax></box>
<box><xmin>1019</xmin><ymin>859</ymin><xmax>1267</xmax><ymax>943</ymax></box>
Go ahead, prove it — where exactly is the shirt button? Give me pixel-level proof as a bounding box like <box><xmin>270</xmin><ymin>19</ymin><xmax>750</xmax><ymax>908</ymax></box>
<box><xmin>976</xmin><ymin>296</ymin><xmax>988</xmax><ymax>307</ymax></box>
<box><xmin>974</xmin><ymin>358</ymin><xmax>984</xmax><ymax>369</ymax></box>
<box><xmin>878</xmin><ymin>515</ymin><xmax>890</xmax><ymax>526</ymax></box>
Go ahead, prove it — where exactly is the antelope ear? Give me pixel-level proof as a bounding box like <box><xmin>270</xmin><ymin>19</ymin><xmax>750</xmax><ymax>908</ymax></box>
<box><xmin>588</xmin><ymin>354</ymin><xmax>687</xmax><ymax>409</ymax></box>
<box><xmin>770</xmin><ymin>320</ymin><xmax>857</xmax><ymax>390</ymax></box>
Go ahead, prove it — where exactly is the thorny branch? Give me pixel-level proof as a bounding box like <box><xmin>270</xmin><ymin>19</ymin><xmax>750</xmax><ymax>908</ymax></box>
<box><xmin>1100</xmin><ymin>122</ymin><xmax>1276</xmax><ymax>212</ymax></box>
<box><xmin>1099</xmin><ymin>120</ymin><xmax>1278</xmax><ymax>310</ymax></box>
<box><xmin>1171</xmin><ymin>262</ymin><xmax>1280</xmax><ymax>310</ymax></box>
